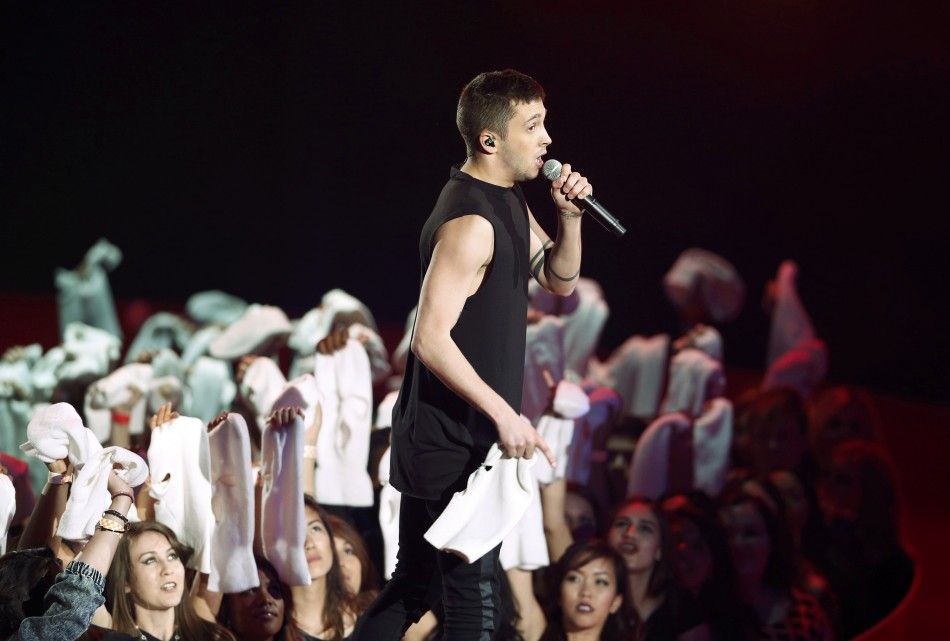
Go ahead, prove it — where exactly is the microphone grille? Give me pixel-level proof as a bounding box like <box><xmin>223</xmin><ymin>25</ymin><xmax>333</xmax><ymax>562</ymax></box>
<box><xmin>542</xmin><ymin>158</ymin><xmax>562</xmax><ymax>181</ymax></box>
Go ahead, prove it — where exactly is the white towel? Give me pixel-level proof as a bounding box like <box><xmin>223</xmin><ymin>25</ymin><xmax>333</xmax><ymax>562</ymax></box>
<box><xmin>313</xmin><ymin>341</ymin><xmax>374</xmax><ymax>507</ymax></box>
<box><xmin>598</xmin><ymin>333</ymin><xmax>670</xmax><ymax>420</ymax></box>
<box><xmin>684</xmin><ymin>325</ymin><xmax>724</xmax><ymax>363</ymax></box>
<box><xmin>207</xmin><ymin>413</ymin><xmax>259</xmax><ymax>593</ymax></box>
<box><xmin>693</xmin><ymin>399</ymin><xmax>732</xmax><ymax>497</ymax></box>
<box><xmin>534</xmin><ymin>382</ymin><xmax>589</xmax><ymax>485</ymax></box>
<box><xmin>499</xmin><ymin>474</ymin><xmax>548</xmax><ymax>571</ymax></box>
<box><xmin>239</xmin><ymin>357</ymin><xmax>287</xmax><ymax>432</ymax></box>
<box><xmin>20</xmin><ymin>403</ymin><xmax>100</xmax><ymax>467</ymax></box>
<box><xmin>147</xmin><ymin>376</ymin><xmax>183</xmax><ymax>414</ymax></box>
<box><xmin>86</xmin><ymin>363</ymin><xmax>153</xmax><ymax>437</ymax></box>
<box><xmin>626</xmin><ymin>413</ymin><xmax>692</xmax><ymax>500</ymax></box>
<box><xmin>521</xmin><ymin>316</ymin><xmax>566</xmax><ymax>423</ymax></box>
<box><xmin>661</xmin><ymin>349</ymin><xmax>725</xmax><ymax>418</ymax></box>
<box><xmin>391</xmin><ymin>307</ymin><xmax>416</xmax><ymax>376</ymax></box>
<box><xmin>124</xmin><ymin>312</ymin><xmax>194</xmax><ymax>364</ymax></box>
<box><xmin>30</xmin><ymin>347</ymin><xmax>67</xmax><ymax>401</ymax></box>
<box><xmin>180</xmin><ymin>326</ymin><xmax>224</xmax><ymax>368</ymax></box>
<box><xmin>279</xmin><ymin>374</ymin><xmax>322</xmax><ymax>434</ymax></box>
<box><xmin>562</xmin><ymin>278</ymin><xmax>610</xmax><ymax>379</ymax></box>
<box><xmin>60</xmin><ymin>322</ymin><xmax>121</xmax><ymax>380</ymax></box>
<box><xmin>374</xmin><ymin>390</ymin><xmax>399</xmax><ymax>430</ymax></box>
<box><xmin>87</xmin><ymin>363</ymin><xmax>153</xmax><ymax>410</ymax></box>
<box><xmin>185</xmin><ymin>290</ymin><xmax>248</xmax><ymax>326</ymax></box>
<box><xmin>260</xmin><ymin>386</ymin><xmax>311</xmax><ymax>586</ymax></box>
<box><xmin>376</xmin><ymin>447</ymin><xmax>400</xmax><ymax>580</ymax></box>
<box><xmin>0</xmin><ymin>473</ymin><xmax>15</xmax><ymax>554</ymax></box>
<box><xmin>184</xmin><ymin>357</ymin><xmax>236</xmax><ymax>424</ymax></box>
<box><xmin>424</xmin><ymin>444</ymin><xmax>537</xmax><ymax>564</ymax></box>
<box><xmin>663</xmin><ymin>248</ymin><xmax>745</xmax><ymax>323</ymax></box>
<box><xmin>210</xmin><ymin>304</ymin><xmax>292</xmax><ymax>360</ymax></box>
<box><xmin>346</xmin><ymin>323</ymin><xmax>392</xmax><ymax>385</ymax></box>
<box><xmin>767</xmin><ymin>260</ymin><xmax>816</xmax><ymax>366</ymax></box>
<box><xmin>148</xmin><ymin>416</ymin><xmax>214</xmax><ymax>573</ymax></box>
<box><xmin>762</xmin><ymin>338</ymin><xmax>829</xmax><ymax>399</ymax></box>
<box><xmin>58</xmin><ymin>446</ymin><xmax>147</xmax><ymax>541</ymax></box>
<box><xmin>566</xmin><ymin>386</ymin><xmax>622</xmax><ymax>487</ymax></box>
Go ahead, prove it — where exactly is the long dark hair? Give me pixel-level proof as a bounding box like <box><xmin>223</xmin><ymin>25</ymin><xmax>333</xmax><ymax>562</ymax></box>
<box><xmin>540</xmin><ymin>540</ymin><xmax>629</xmax><ymax>641</ymax></box>
<box><xmin>218</xmin><ymin>556</ymin><xmax>304</xmax><ymax>641</ymax></box>
<box><xmin>718</xmin><ymin>488</ymin><xmax>797</xmax><ymax>593</ymax></box>
<box><xmin>323</xmin><ymin>512</ymin><xmax>380</xmax><ymax>613</ymax></box>
<box><xmin>662</xmin><ymin>494</ymin><xmax>755</xmax><ymax>640</ymax></box>
<box><xmin>609</xmin><ymin>497</ymin><xmax>677</xmax><ymax>600</ymax></box>
<box><xmin>106</xmin><ymin>520</ymin><xmax>234</xmax><ymax>641</ymax></box>
<box><xmin>301</xmin><ymin>495</ymin><xmax>359</xmax><ymax>641</ymax></box>
<box><xmin>0</xmin><ymin>547</ymin><xmax>62</xmax><ymax>640</ymax></box>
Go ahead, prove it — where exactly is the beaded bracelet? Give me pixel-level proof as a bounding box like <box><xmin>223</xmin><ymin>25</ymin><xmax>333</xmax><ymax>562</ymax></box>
<box><xmin>104</xmin><ymin>509</ymin><xmax>129</xmax><ymax>523</ymax></box>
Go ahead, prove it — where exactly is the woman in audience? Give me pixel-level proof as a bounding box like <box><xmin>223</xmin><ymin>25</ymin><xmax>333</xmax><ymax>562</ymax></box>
<box><xmin>563</xmin><ymin>482</ymin><xmax>601</xmax><ymax>543</ymax></box>
<box><xmin>742</xmin><ymin>388</ymin><xmax>814</xmax><ymax>482</ymax></box>
<box><xmin>218</xmin><ymin>556</ymin><xmax>303</xmax><ymax>641</ymax></box>
<box><xmin>764</xmin><ymin>470</ymin><xmax>833</xmax><ymax>613</ymax></box>
<box><xmin>538</xmin><ymin>540</ymin><xmax>628</xmax><ymax>641</ymax></box>
<box><xmin>808</xmin><ymin>386</ymin><xmax>882</xmax><ymax>474</ymax></box>
<box><xmin>292</xmin><ymin>495</ymin><xmax>359</xmax><ymax>641</ymax></box>
<box><xmin>324</xmin><ymin>513</ymin><xmax>380</xmax><ymax>613</ymax></box>
<box><xmin>105</xmin><ymin>520</ymin><xmax>234</xmax><ymax>641</ymax></box>
<box><xmin>818</xmin><ymin>439</ymin><xmax>914</xmax><ymax>640</ymax></box>
<box><xmin>607</xmin><ymin>497</ymin><xmax>710</xmax><ymax>641</ymax></box>
<box><xmin>718</xmin><ymin>491</ymin><xmax>833</xmax><ymax>641</ymax></box>
<box><xmin>0</xmin><ymin>470</ymin><xmax>134</xmax><ymax>641</ymax></box>
<box><xmin>661</xmin><ymin>494</ymin><xmax>754</xmax><ymax>641</ymax></box>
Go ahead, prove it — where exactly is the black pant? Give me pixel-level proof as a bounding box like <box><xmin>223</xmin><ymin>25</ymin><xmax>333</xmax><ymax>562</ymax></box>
<box><xmin>351</xmin><ymin>494</ymin><xmax>502</xmax><ymax>641</ymax></box>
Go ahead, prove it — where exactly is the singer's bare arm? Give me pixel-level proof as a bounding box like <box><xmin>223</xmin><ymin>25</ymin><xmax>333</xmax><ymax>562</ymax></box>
<box><xmin>411</xmin><ymin>215</ymin><xmax>555</xmax><ymax>465</ymax></box>
<box><xmin>527</xmin><ymin>162</ymin><xmax>590</xmax><ymax>296</ymax></box>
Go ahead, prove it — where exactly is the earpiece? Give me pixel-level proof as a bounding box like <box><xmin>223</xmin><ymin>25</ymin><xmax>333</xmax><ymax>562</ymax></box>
<box><xmin>485</xmin><ymin>136</ymin><xmax>495</xmax><ymax>147</ymax></box>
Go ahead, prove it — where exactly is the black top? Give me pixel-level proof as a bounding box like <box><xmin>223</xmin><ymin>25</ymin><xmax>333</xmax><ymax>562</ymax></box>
<box><xmin>640</xmin><ymin>586</ymin><xmax>706</xmax><ymax>641</ymax></box>
<box><xmin>390</xmin><ymin>166</ymin><xmax>531</xmax><ymax>501</ymax></box>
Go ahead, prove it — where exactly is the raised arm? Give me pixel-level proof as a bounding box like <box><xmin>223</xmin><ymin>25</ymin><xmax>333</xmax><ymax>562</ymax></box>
<box><xmin>527</xmin><ymin>162</ymin><xmax>590</xmax><ymax>296</ymax></box>
<box><xmin>411</xmin><ymin>215</ymin><xmax>554</xmax><ymax>465</ymax></box>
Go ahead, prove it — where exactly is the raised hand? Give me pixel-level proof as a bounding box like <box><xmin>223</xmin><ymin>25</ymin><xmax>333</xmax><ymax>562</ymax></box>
<box><xmin>316</xmin><ymin>328</ymin><xmax>350</xmax><ymax>355</ymax></box>
<box><xmin>266</xmin><ymin>406</ymin><xmax>304</xmax><ymax>429</ymax></box>
<box><xmin>207</xmin><ymin>411</ymin><xmax>229</xmax><ymax>432</ymax></box>
<box><xmin>149</xmin><ymin>401</ymin><xmax>179</xmax><ymax>430</ymax></box>
<box><xmin>236</xmin><ymin>355</ymin><xmax>257</xmax><ymax>385</ymax></box>
<box><xmin>549</xmin><ymin>162</ymin><xmax>592</xmax><ymax>216</ymax></box>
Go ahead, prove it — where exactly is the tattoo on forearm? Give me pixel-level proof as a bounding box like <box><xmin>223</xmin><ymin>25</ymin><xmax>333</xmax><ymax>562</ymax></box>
<box><xmin>530</xmin><ymin>242</ymin><xmax>554</xmax><ymax>281</ymax></box>
<box><xmin>544</xmin><ymin>261</ymin><xmax>580</xmax><ymax>282</ymax></box>
<box><xmin>530</xmin><ymin>248</ymin><xmax>545</xmax><ymax>281</ymax></box>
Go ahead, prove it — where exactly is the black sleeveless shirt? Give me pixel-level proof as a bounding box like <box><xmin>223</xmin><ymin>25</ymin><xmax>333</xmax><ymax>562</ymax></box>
<box><xmin>390</xmin><ymin>166</ymin><xmax>531</xmax><ymax>501</ymax></box>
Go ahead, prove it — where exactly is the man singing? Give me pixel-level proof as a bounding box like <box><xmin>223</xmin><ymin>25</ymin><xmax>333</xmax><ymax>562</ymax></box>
<box><xmin>353</xmin><ymin>69</ymin><xmax>593</xmax><ymax>640</ymax></box>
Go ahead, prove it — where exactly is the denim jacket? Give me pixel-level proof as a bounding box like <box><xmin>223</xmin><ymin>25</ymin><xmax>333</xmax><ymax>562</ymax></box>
<box><xmin>9</xmin><ymin>559</ymin><xmax>106</xmax><ymax>641</ymax></box>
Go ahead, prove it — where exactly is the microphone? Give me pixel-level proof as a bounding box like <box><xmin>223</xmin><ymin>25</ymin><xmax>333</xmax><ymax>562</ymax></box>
<box><xmin>542</xmin><ymin>159</ymin><xmax>626</xmax><ymax>237</ymax></box>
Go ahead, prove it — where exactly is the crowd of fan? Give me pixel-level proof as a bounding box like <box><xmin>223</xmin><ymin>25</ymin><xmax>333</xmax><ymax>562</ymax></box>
<box><xmin>0</xmin><ymin>239</ymin><xmax>915</xmax><ymax>641</ymax></box>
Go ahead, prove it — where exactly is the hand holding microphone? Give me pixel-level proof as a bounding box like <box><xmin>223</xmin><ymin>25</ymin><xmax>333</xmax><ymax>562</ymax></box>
<box><xmin>543</xmin><ymin>159</ymin><xmax>626</xmax><ymax>237</ymax></box>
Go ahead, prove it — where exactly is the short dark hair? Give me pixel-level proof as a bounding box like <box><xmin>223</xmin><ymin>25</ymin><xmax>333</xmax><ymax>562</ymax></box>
<box><xmin>456</xmin><ymin>69</ymin><xmax>545</xmax><ymax>157</ymax></box>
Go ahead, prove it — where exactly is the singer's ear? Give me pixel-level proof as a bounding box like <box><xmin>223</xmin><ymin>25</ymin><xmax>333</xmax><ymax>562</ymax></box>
<box><xmin>479</xmin><ymin>131</ymin><xmax>498</xmax><ymax>154</ymax></box>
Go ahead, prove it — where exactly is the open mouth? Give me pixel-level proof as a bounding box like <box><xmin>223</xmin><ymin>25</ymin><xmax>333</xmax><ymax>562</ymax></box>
<box><xmin>576</xmin><ymin>602</ymin><xmax>594</xmax><ymax>613</ymax></box>
<box><xmin>535</xmin><ymin>154</ymin><xmax>545</xmax><ymax>168</ymax></box>
<box><xmin>255</xmin><ymin>608</ymin><xmax>279</xmax><ymax>619</ymax></box>
<box><xmin>619</xmin><ymin>542</ymin><xmax>639</xmax><ymax>555</ymax></box>
<box><xmin>160</xmin><ymin>581</ymin><xmax>177</xmax><ymax>592</ymax></box>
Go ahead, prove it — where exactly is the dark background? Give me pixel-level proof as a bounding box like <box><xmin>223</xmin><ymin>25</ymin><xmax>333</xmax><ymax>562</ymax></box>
<box><xmin>2</xmin><ymin>2</ymin><xmax>947</xmax><ymax>402</ymax></box>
